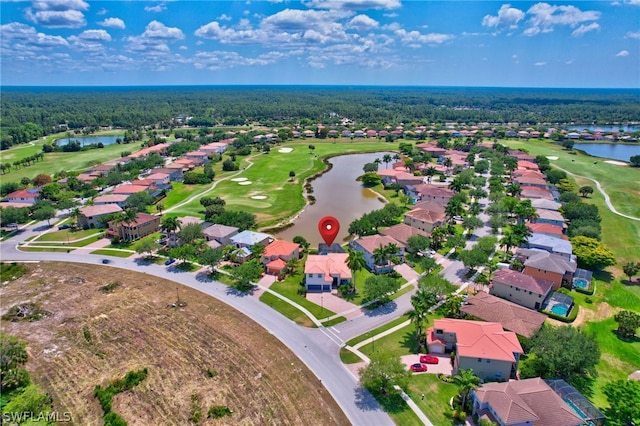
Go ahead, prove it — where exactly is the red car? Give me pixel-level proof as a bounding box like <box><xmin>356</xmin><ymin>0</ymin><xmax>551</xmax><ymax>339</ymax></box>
<box><xmin>419</xmin><ymin>355</ymin><xmax>439</xmax><ymax>364</ymax></box>
<box><xmin>410</xmin><ymin>363</ymin><xmax>428</xmax><ymax>373</ymax></box>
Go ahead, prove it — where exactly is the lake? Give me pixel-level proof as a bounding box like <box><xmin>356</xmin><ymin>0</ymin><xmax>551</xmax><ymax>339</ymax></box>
<box><xmin>572</xmin><ymin>143</ymin><xmax>640</xmax><ymax>162</ymax></box>
<box><xmin>55</xmin><ymin>135</ymin><xmax>123</xmax><ymax>146</ymax></box>
<box><xmin>277</xmin><ymin>152</ymin><xmax>396</xmax><ymax>247</ymax></box>
<box><xmin>566</xmin><ymin>125</ymin><xmax>640</xmax><ymax>133</ymax></box>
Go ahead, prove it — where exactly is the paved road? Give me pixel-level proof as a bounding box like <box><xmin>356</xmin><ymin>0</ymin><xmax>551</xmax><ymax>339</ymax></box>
<box><xmin>0</xmin><ymin>232</ymin><xmax>394</xmax><ymax>426</ymax></box>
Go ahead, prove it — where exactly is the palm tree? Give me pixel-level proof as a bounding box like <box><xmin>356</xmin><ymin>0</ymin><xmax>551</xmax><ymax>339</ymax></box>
<box><xmin>424</xmin><ymin>166</ymin><xmax>437</xmax><ymax>184</ymax></box>
<box><xmin>372</xmin><ymin>245</ymin><xmax>388</xmax><ymax>266</ymax></box>
<box><xmin>374</xmin><ymin>158</ymin><xmax>382</xmax><ymax>170</ymax></box>
<box><xmin>514</xmin><ymin>199</ymin><xmax>538</xmax><ymax>225</ymax></box>
<box><xmin>161</xmin><ymin>216</ymin><xmax>181</xmax><ymax>246</ymax></box>
<box><xmin>285</xmin><ymin>257</ymin><xmax>298</xmax><ymax>274</ymax></box>
<box><xmin>452</xmin><ymin>369</ymin><xmax>480</xmax><ymax>411</ymax></box>
<box><xmin>430</xmin><ymin>226</ymin><xmax>448</xmax><ymax>250</ymax></box>
<box><xmin>69</xmin><ymin>207</ymin><xmax>81</xmax><ymax>228</ymax></box>
<box><xmin>445</xmin><ymin>199</ymin><xmax>465</xmax><ymax>222</ymax></box>
<box><xmin>346</xmin><ymin>248</ymin><xmax>367</xmax><ymax>289</ymax></box>
<box><xmin>382</xmin><ymin>154</ymin><xmax>392</xmax><ymax>169</ymax></box>
<box><xmin>392</xmin><ymin>153</ymin><xmax>401</xmax><ymax>162</ymax></box>
<box><xmin>499</xmin><ymin>227</ymin><xmax>520</xmax><ymax>256</ymax></box>
<box><xmin>506</xmin><ymin>182</ymin><xmax>522</xmax><ymax>198</ymax></box>
<box><xmin>408</xmin><ymin>287</ymin><xmax>437</xmax><ymax>350</ymax></box>
<box><xmin>443</xmin><ymin>157</ymin><xmax>453</xmax><ymax>174</ymax></box>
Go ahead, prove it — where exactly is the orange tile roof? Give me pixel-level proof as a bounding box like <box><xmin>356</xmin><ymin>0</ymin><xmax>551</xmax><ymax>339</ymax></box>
<box><xmin>428</xmin><ymin>319</ymin><xmax>523</xmax><ymax>362</ymax></box>
<box><xmin>304</xmin><ymin>254</ymin><xmax>351</xmax><ymax>280</ymax></box>
<box><xmin>264</xmin><ymin>240</ymin><xmax>299</xmax><ymax>258</ymax></box>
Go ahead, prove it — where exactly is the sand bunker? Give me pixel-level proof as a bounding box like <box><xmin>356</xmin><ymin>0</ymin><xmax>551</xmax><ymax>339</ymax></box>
<box><xmin>251</xmin><ymin>195</ymin><xmax>267</xmax><ymax>200</ymax></box>
<box><xmin>604</xmin><ymin>160</ymin><xmax>628</xmax><ymax>166</ymax></box>
<box><xmin>239</xmin><ymin>181</ymin><xmax>252</xmax><ymax>185</ymax></box>
<box><xmin>546</xmin><ymin>156</ymin><xmax>559</xmax><ymax>160</ymax></box>
<box><xmin>231</xmin><ymin>177</ymin><xmax>248</xmax><ymax>181</ymax></box>
<box><xmin>278</xmin><ymin>147</ymin><xmax>293</xmax><ymax>153</ymax></box>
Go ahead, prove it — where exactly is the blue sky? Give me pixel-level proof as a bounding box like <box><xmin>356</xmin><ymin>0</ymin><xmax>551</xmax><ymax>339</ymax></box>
<box><xmin>1</xmin><ymin>0</ymin><xmax>638</xmax><ymax>87</ymax></box>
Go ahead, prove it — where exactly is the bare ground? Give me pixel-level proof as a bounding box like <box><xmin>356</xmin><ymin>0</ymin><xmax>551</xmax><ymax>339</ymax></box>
<box><xmin>0</xmin><ymin>262</ymin><xmax>349</xmax><ymax>426</ymax></box>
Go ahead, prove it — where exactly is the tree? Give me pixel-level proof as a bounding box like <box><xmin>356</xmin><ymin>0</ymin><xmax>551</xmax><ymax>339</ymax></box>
<box><xmin>475</xmin><ymin>236</ymin><xmax>497</xmax><ymax>256</ymax></box>
<box><xmin>603</xmin><ymin>379</ymin><xmax>640</xmax><ymax>426</ymax></box>
<box><xmin>452</xmin><ymin>369</ymin><xmax>480</xmax><ymax>412</ymax></box>
<box><xmin>135</xmin><ymin>239</ymin><xmax>160</xmax><ymax>258</ymax></box>
<box><xmin>408</xmin><ymin>286</ymin><xmax>438</xmax><ymax>349</ymax></box>
<box><xmin>213</xmin><ymin>210</ymin><xmax>256</xmax><ymax>230</ymax></box>
<box><xmin>362</xmin><ymin>162</ymin><xmax>378</xmax><ymax>173</ymax></box>
<box><xmin>32</xmin><ymin>173</ymin><xmax>52</xmax><ymax>187</ymax></box>
<box><xmin>363</xmin><ymin>275</ymin><xmax>400</xmax><ymax>306</ymax></box>
<box><xmin>358</xmin><ymin>353</ymin><xmax>411</xmax><ymax>397</ymax></box>
<box><xmin>463</xmin><ymin>216</ymin><xmax>483</xmax><ymax>233</ymax></box>
<box><xmin>430</xmin><ymin>226</ymin><xmax>448</xmax><ymax>250</ymax></box>
<box><xmin>32</xmin><ymin>206</ymin><xmax>56</xmax><ymax>225</ymax></box>
<box><xmin>292</xmin><ymin>235</ymin><xmax>309</xmax><ymax>250</ymax></box>
<box><xmin>156</xmin><ymin>203</ymin><xmax>164</xmax><ymax>215</ymax></box>
<box><xmin>178</xmin><ymin>223</ymin><xmax>204</xmax><ymax>246</ymax></box>
<box><xmin>361</xmin><ymin>172</ymin><xmax>381</xmax><ymax>187</ymax></box>
<box><xmin>614</xmin><ymin>310</ymin><xmax>640</xmax><ymax>338</ymax></box>
<box><xmin>372</xmin><ymin>245</ymin><xmax>388</xmax><ymax>266</ymax></box>
<box><xmin>630</xmin><ymin>155</ymin><xmax>640</xmax><ymax>167</ymax></box>
<box><xmin>406</xmin><ymin>234</ymin><xmax>431</xmax><ymax>253</ymax></box>
<box><xmin>222</xmin><ymin>159</ymin><xmax>237</xmax><ymax>171</ymax></box>
<box><xmin>622</xmin><ymin>261</ymin><xmax>640</xmax><ymax>282</ymax></box>
<box><xmin>346</xmin><ymin>249</ymin><xmax>367</xmax><ymax>289</ymax></box>
<box><xmin>382</xmin><ymin>154</ymin><xmax>392</xmax><ymax>168</ymax></box>
<box><xmin>198</xmin><ymin>247</ymin><xmax>224</xmax><ymax>273</ymax></box>
<box><xmin>419</xmin><ymin>256</ymin><xmax>438</xmax><ymax>275</ymax></box>
<box><xmin>520</xmin><ymin>325</ymin><xmax>600</xmax><ymax>391</ymax></box>
<box><xmin>579</xmin><ymin>185</ymin><xmax>594</xmax><ymax>198</ymax></box>
<box><xmin>230</xmin><ymin>259</ymin><xmax>262</xmax><ymax>292</ymax></box>
<box><xmin>125</xmin><ymin>191</ymin><xmax>154</xmax><ymax>212</ymax></box>
<box><xmin>570</xmin><ymin>236</ymin><xmax>616</xmax><ymax>269</ymax></box>
<box><xmin>289</xmin><ymin>170</ymin><xmax>296</xmax><ymax>181</ymax></box>
<box><xmin>161</xmin><ymin>216</ymin><xmax>181</xmax><ymax>243</ymax></box>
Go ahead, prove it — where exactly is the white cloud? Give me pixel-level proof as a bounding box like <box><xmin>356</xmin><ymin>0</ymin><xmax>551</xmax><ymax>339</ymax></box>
<box><xmin>534</xmin><ymin>61</ymin><xmax>547</xmax><ymax>66</ymax></box>
<box><xmin>524</xmin><ymin>3</ymin><xmax>601</xmax><ymax>36</ymax></box>
<box><xmin>395</xmin><ymin>29</ymin><xmax>453</xmax><ymax>46</ymax></box>
<box><xmin>571</xmin><ymin>22</ymin><xmax>600</xmax><ymax>37</ymax></box>
<box><xmin>625</xmin><ymin>31</ymin><xmax>640</xmax><ymax>39</ymax></box>
<box><xmin>303</xmin><ymin>0</ymin><xmax>401</xmax><ymax>10</ymax></box>
<box><xmin>383</xmin><ymin>12</ymin><xmax>398</xmax><ymax>18</ymax></box>
<box><xmin>565</xmin><ymin>59</ymin><xmax>574</xmax><ymax>64</ymax></box>
<box><xmin>0</xmin><ymin>22</ymin><xmax>69</xmax><ymax>49</ymax></box>
<box><xmin>31</xmin><ymin>1</ymin><xmax>89</xmax><ymax>12</ymax></box>
<box><xmin>145</xmin><ymin>3</ymin><xmax>167</xmax><ymax>13</ymax></box>
<box><xmin>616</xmin><ymin>50</ymin><xmax>629</xmax><ymax>56</ymax></box>
<box><xmin>98</xmin><ymin>17</ymin><xmax>125</xmax><ymax>29</ymax></box>
<box><xmin>482</xmin><ymin>4</ymin><xmax>525</xmax><ymax>30</ymax></box>
<box><xmin>625</xmin><ymin>0</ymin><xmax>640</xmax><ymax>4</ymax></box>
<box><xmin>348</xmin><ymin>14</ymin><xmax>379</xmax><ymax>31</ymax></box>
<box><xmin>218</xmin><ymin>14</ymin><xmax>233</xmax><ymax>21</ymax></box>
<box><xmin>142</xmin><ymin>21</ymin><xmax>185</xmax><ymax>40</ymax></box>
<box><xmin>78</xmin><ymin>29</ymin><xmax>111</xmax><ymax>41</ymax></box>
<box><xmin>25</xmin><ymin>9</ymin><xmax>86</xmax><ymax>28</ymax></box>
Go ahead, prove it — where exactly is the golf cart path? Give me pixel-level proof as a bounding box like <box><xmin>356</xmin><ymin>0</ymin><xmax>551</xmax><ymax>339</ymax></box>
<box><xmin>553</xmin><ymin>165</ymin><xmax>640</xmax><ymax>221</ymax></box>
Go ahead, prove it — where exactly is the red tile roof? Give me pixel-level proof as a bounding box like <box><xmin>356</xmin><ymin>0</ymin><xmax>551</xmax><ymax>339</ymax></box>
<box><xmin>304</xmin><ymin>254</ymin><xmax>351</xmax><ymax>280</ymax></box>
<box><xmin>264</xmin><ymin>240</ymin><xmax>299</xmax><ymax>258</ymax></box>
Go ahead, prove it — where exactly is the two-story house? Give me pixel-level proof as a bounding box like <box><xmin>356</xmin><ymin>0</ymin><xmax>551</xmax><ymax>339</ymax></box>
<box><xmin>490</xmin><ymin>269</ymin><xmax>554</xmax><ymax>310</ymax></box>
<box><xmin>304</xmin><ymin>253</ymin><xmax>351</xmax><ymax>292</ymax></box>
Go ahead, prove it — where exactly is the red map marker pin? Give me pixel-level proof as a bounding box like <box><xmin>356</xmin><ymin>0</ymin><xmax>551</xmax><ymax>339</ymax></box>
<box><xmin>318</xmin><ymin>216</ymin><xmax>340</xmax><ymax>246</ymax></box>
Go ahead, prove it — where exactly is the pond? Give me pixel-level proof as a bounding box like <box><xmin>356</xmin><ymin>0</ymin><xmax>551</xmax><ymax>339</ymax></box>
<box><xmin>277</xmin><ymin>152</ymin><xmax>396</xmax><ymax>247</ymax></box>
<box><xmin>55</xmin><ymin>135</ymin><xmax>123</xmax><ymax>147</ymax></box>
<box><xmin>572</xmin><ymin>143</ymin><xmax>640</xmax><ymax>162</ymax></box>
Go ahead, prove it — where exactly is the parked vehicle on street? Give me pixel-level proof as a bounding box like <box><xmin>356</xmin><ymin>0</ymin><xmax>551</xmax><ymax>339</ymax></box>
<box><xmin>165</xmin><ymin>258</ymin><xmax>176</xmax><ymax>266</ymax></box>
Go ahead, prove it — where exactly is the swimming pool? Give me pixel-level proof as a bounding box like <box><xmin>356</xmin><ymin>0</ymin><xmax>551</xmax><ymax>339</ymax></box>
<box><xmin>551</xmin><ymin>304</ymin><xmax>569</xmax><ymax>316</ymax></box>
<box><xmin>574</xmin><ymin>278</ymin><xmax>589</xmax><ymax>289</ymax></box>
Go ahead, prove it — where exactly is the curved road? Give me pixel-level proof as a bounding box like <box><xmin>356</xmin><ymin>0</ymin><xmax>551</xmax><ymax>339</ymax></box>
<box><xmin>1</xmin><ymin>229</ymin><xmax>403</xmax><ymax>426</ymax></box>
<box><xmin>553</xmin><ymin>165</ymin><xmax>640</xmax><ymax>221</ymax></box>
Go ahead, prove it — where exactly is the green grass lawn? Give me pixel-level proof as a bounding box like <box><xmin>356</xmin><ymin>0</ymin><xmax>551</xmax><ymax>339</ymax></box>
<box><xmin>90</xmin><ymin>249</ymin><xmax>134</xmax><ymax>257</ymax></box>
<box><xmin>23</xmin><ymin>234</ymin><xmax>104</xmax><ymax>248</ymax></box>
<box><xmin>359</xmin><ymin>321</ymin><xmax>418</xmax><ymax>358</ymax></box>
<box><xmin>167</xmin><ymin>139</ymin><xmax>400</xmax><ymax>227</ymax></box>
<box><xmin>500</xmin><ymin>138</ymin><xmax>640</xmax><ymax>264</ymax></box>
<box><xmin>33</xmin><ymin>228</ymin><xmax>101</xmax><ymax>242</ymax></box>
<box><xmin>2</xmin><ymin>134</ymin><xmax>138</xmax><ymax>183</ymax></box>
<box><xmin>406</xmin><ymin>374</ymin><xmax>458</xmax><ymax>426</ymax></box>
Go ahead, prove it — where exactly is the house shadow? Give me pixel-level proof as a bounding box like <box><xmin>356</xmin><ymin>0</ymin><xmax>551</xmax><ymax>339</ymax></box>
<box><xmin>364</xmin><ymin>301</ymin><xmax>398</xmax><ymax>317</ymax></box>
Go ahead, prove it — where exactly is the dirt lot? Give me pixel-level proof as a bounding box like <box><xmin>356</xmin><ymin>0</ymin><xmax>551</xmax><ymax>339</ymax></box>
<box><xmin>1</xmin><ymin>262</ymin><xmax>349</xmax><ymax>426</ymax></box>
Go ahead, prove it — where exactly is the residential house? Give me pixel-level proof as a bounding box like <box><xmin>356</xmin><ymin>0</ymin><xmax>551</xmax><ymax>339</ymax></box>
<box><xmin>152</xmin><ymin>167</ymin><xmax>183</xmax><ymax>182</ymax></box>
<box><xmin>514</xmin><ymin>176</ymin><xmax>548</xmax><ymax>189</ymax></box>
<box><xmin>405</xmin><ymin>184</ymin><xmax>455</xmax><ymax>204</ymax></box>
<box><xmin>426</xmin><ymin>319</ymin><xmax>523</xmax><ymax>381</ymax></box>
<box><xmin>349</xmin><ymin>234</ymin><xmax>405</xmax><ymax>273</ymax></box>
<box><xmin>202</xmin><ymin>224</ymin><xmax>239</xmax><ymax>245</ymax></box>
<box><xmin>520</xmin><ymin>186</ymin><xmax>555</xmax><ymax>201</ymax></box>
<box><xmin>517</xmin><ymin>248</ymin><xmax>577</xmax><ymax>290</ymax></box>
<box><xmin>93</xmin><ymin>194</ymin><xmax>130</xmax><ymax>208</ymax></box>
<box><xmin>416</xmin><ymin>143</ymin><xmax>447</xmax><ymax>157</ymax></box>
<box><xmin>380</xmin><ymin>223</ymin><xmax>429</xmax><ymax>247</ymax></box>
<box><xmin>517</xmin><ymin>160</ymin><xmax>539</xmax><ymax>170</ymax></box>
<box><xmin>184</xmin><ymin>150</ymin><xmax>210</xmax><ymax>164</ymax></box>
<box><xmin>460</xmin><ymin>293</ymin><xmax>547</xmax><ymax>338</ymax></box>
<box><xmin>127</xmin><ymin>143</ymin><xmax>169</xmax><ymax>159</ymax></box>
<box><xmin>199</xmin><ymin>142</ymin><xmax>229</xmax><ymax>154</ymax></box>
<box><xmin>111</xmin><ymin>184</ymin><xmax>149</xmax><ymax>196</ymax></box>
<box><xmin>230</xmin><ymin>230</ymin><xmax>272</xmax><ymax>249</ymax></box>
<box><xmin>304</xmin><ymin>253</ymin><xmax>352</xmax><ymax>292</ymax></box>
<box><xmin>532</xmin><ymin>209</ymin><xmax>565</xmax><ymax>228</ymax></box>
<box><xmin>107</xmin><ymin>213</ymin><xmax>160</xmax><ymax>242</ymax></box>
<box><xmin>513</xmin><ymin>169</ymin><xmax>546</xmax><ymax>180</ymax></box>
<box><xmin>78</xmin><ymin>204</ymin><xmax>123</xmax><ymax>229</ymax></box>
<box><xmin>403</xmin><ymin>208</ymin><xmax>446</xmax><ymax>234</ymax></box>
<box><xmin>5</xmin><ymin>188</ymin><xmax>40</xmax><ymax>205</ymax></box>
<box><xmin>471</xmin><ymin>378</ymin><xmax>585</xmax><ymax>426</ymax></box>
<box><xmin>526</xmin><ymin>223</ymin><xmax>565</xmax><ymax>238</ymax></box>
<box><xmin>412</xmin><ymin>199</ymin><xmax>447</xmax><ymax>214</ymax></box>
<box><xmin>145</xmin><ymin>172</ymin><xmax>171</xmax><ymax>187</ymax></box>
<box><xmin>377</xmin><ymin>169</ymin><xmax>424</xmax><ymax>186</ymax></box>
<box><xmin>490</xmin><ymin>269</ymin><xmax>554</xmax><ymax>310</ymax></box>
<box><xmin>263</xmin><ymin>240</ymin><xmax>300</xmax><ymax>275</ymax></box>
<box><xmin>529</xmin><ymin>199</ymin><xmax>562</xmax><ymax>212</ymax></box>
<box><xmin>524</xmin><ymin>233</ymin><xmax>572</xmax><ymax>258</ymax></box>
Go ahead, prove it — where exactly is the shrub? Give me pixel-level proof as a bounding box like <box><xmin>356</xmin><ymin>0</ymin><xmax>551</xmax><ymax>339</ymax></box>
<box><xmin>208</xmin><ymin>405</ymin><xmax>233</xmax><ymax>419</ymax></box>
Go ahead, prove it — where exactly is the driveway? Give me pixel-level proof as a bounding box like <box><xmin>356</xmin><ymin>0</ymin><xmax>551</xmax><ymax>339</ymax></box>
<box><xmin>394</xmin><ymin>263</ymin><xmax>420</xmax><ymax>282</ymax></box>
<box><xmin>400</xmin><ymin>354</ymin><xmax>454</xmax><ymax>376</ymax></box>
<box><xmin>306</xmin><ymin>292</ymin><xmax>362</xmax><ymax>320</ymax></box>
